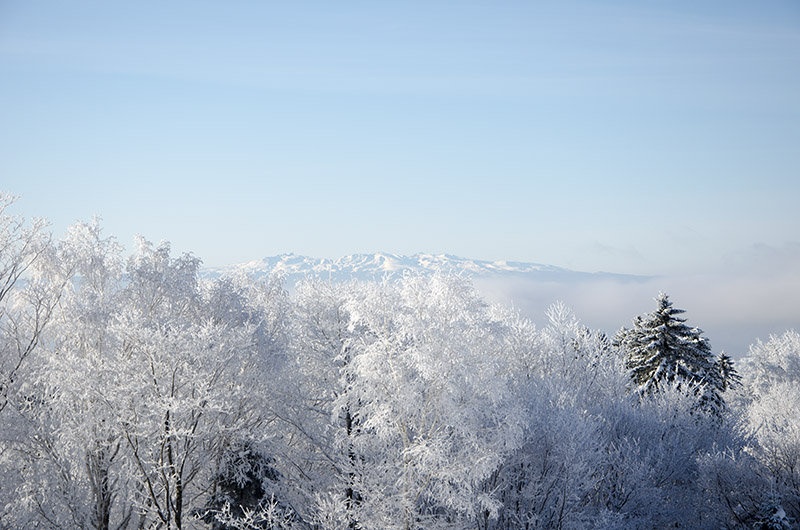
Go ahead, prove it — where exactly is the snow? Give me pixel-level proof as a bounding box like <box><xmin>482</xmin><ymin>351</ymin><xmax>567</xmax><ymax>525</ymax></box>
<box><xmin>203</xmin><ymin>252</ymin><xmax>640</xmax><ymax>285</ymax></box>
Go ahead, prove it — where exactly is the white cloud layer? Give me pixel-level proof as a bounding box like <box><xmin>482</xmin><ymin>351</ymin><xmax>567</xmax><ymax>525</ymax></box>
<box><xmin>475</xmin><ymin>242</ymin><xmax>800</xmax><ymax>357</ymax></box>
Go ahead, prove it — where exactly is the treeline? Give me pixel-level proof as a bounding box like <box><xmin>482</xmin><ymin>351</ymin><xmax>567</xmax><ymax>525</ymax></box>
<box><xmin>0</xmin><ymin>195</ymin><xmax>798</xmax><ymax>529</ymax></box>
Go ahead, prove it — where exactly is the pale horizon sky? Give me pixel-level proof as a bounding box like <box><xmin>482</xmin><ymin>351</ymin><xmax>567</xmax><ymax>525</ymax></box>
<box><xmin>1</xmin><ymin>1</ymin><xmax>799</xmax><ymax>277</ymax></box>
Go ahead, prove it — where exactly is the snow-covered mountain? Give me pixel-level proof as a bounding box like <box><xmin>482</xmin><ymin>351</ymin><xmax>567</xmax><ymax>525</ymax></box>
<box><xmin>204</xmin><ymin>253</ymin><xmax>646</xmax><ymax>284</ymax></box>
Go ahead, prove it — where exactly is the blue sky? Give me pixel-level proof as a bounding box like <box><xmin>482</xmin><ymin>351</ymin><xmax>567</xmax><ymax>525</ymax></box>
<box><xmin>1</xmin><ymin>0</ymin><xmax>799</xmax><ymax>275</ymax></box>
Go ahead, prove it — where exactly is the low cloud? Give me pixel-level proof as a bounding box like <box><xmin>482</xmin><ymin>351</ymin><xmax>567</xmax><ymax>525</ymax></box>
<box><xmin>474</xmin><ymin>243</ymin><xmax>800</xmax><ymax>358</ymax></box>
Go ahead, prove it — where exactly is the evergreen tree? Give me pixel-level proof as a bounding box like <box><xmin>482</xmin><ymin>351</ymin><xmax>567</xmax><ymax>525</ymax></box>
<box><xmin>615</xmin><ymin>292</ymin><xmax>724</xmax><ymax>414</ymax></box>
<box><xmin>751</xmin><ymin>493</ymin><xmax>794</xmax><ymax>530</ymax></box>
<box><xmin>201</xmin><ymin>441</ymin><xmax>297</xmax><ymax>529</ymax></box>
<box><xmin>715</xmin><ymin>353</ymin><xmax>741</xmax><ymax>392</ymax></box>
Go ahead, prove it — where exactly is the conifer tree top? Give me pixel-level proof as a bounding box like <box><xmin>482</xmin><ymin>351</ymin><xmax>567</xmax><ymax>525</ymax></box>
<box><xmin>616</xmin><ymin>292</ymin><xmax>724</xmax><ymax>415</ymax></box>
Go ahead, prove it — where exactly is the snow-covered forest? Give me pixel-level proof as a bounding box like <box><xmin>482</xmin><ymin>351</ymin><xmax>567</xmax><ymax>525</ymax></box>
<box><xmin>1</xmin><ymin>195</ymin><xmax>798</xmax><ymax>530</ymax></box>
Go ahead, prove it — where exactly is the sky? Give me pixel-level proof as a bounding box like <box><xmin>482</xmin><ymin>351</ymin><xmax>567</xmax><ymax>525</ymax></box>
<box><xmin>1</xmin><ymin>1</ymin><xmax>799</xmax><ymax>284</ymax></box>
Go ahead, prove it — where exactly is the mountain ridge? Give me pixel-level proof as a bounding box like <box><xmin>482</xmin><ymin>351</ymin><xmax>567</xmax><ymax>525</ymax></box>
<box><xmin>204</xmin><ymin>253</ymin><xmax>649</xmax><ymax>284</ymax></box>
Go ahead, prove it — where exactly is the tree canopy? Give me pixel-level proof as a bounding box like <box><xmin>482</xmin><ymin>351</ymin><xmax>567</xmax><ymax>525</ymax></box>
<box><xmin>0</xmin><ymin>200</ymin><xmax>797</xmax><ymax>529</ymax></box>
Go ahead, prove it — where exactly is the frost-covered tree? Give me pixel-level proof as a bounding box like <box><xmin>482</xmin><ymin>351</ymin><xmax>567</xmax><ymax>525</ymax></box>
<box><xmin>694</xmin><ymin>331</ymin><xmax>800</xmax><ymax>528</ymax></box>
<box><xmin>108</xmin><ymin>238</ymin><xmax>281</xmax><ymax>529</ymax></box>
<box><xmin>280</xmin><ymin>279</ymin><xmax>364</xmax><ymax>526</ymax></box>
<box><xmin>328</xmin><ymin>275</ymin><xmax>525</xmax><ymax>529</ymax></box>
<box><xmin>486</xmin><ymin>302</ymin><xmax>625</xmax><ymax>530</ymax></box>
<box><xmin>0</xmin><ymin>206</ymin><xmax>83</xmax><ymax>528</ymax></box>
<box><xmin>739</xmin><ymin>330</ymin><xmax>800</xmax><ymax>523</ymax></box>
<box><xmin>4</xmin><ymin>229</ymin><xmax>288</xmax><ymax>529</ymax></box>
<box><xmin>740</xmin><ymin>330</ymin><xmax>800</xmax><ymax>397</ymax></box>
<box><xmin>616</xmin><ymin>292</ymin><xmax>723</xmax><ymax>414</ymax></box>
<box><xmin>0</xmin><ymin>193</ymin><xmax>67</xmax><ymax>413</ymax></box>
<box><xmin>13</xmin><ymin>220</ymin><xmax>132</xmax><ymax>529</ymax></box>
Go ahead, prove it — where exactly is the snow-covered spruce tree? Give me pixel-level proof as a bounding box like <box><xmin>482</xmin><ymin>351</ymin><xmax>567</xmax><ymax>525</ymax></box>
<box><xmin>615</xmin><ymin>293</ymin><xmax>724</xmax><ymax>415</ymax></box>
<box><xmin>200</xmin><ymin>440</ymin><xmax>298</xmax><ymax>530</ymax></box>
<box><xmin>715</xmin><ymin>353</ymin><xmax>741</xmax><ymax>392</ymax></box>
